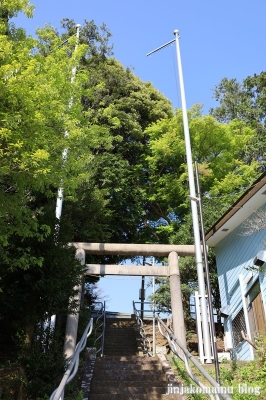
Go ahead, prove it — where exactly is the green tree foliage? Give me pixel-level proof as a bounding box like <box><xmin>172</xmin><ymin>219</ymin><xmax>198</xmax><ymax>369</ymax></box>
<box><xmin>0</xmin><ymin>7</ymin><xmax>115</xmax><ymax>397</ymax></box>
<box><xmin>210</xmin><ymin>75</ymin><xmax>266</xmax><ymax>168</ymax></box>
<box><xmin>146</xmin><ymin>106</ymin><xmax>260</xmax><ymax>315</ymax></box>
<box><xmin>0</xmin><ymin>0</ymin><xmax>34</xmax><ymax>35</ymax></box>
<box><xmin>145</xmin><ymin>106</ymin><xmax>259</xmax><ymax>234</ymax></box>
<box><xmin>0</xmin><ymin>9</ymin><xmax>174</xmax><ymax>397</ymax></box>
<box><xmin>58</xmin><ymin>20</ymin><xmax>173</xmax><ymax>245</ymax></box>
<box><xmin>82</xmin><ymin>60</ymin><xmax>173</xmax><ymax>244</ymax></box>
<box><xmin>0</xmin><ymin>22</ymin><xmax>102</xmax><ymax>268</ymax></box>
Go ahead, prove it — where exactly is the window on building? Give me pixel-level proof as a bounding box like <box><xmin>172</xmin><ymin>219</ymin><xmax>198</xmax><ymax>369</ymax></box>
<box><xmin>246</xmin><ymin>280</ymin><xmax>266</xmax><ymax>340</ymax></box>
<box><xmin>232</xmin><ymin>308</ymin><xmax>246</xmax><ymax>347</ymax></box>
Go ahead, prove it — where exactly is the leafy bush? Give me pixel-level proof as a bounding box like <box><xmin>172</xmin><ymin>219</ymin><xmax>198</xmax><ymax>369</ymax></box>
<box><xmin>172</xmin><ymin>346</ymin><xmax>266</xmax><ymax>400</ymax></box>
<box><xmin>20</xmin><ymin>326</ymin><xmax>66</xmax><ymax>398</ymax></box>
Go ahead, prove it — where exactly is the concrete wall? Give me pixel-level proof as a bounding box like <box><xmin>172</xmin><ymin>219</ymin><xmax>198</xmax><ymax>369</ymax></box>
<box><xmin>215</xmin><ymin>203</ymin><xmax>266</xmax><ymax>360</ymax></box>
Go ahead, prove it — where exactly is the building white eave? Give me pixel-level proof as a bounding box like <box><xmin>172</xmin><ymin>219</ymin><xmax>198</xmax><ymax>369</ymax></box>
<box><xmin>206</xmin><ymin>173</ymin><xmax>266</xmax><ymax>247</ymax></box>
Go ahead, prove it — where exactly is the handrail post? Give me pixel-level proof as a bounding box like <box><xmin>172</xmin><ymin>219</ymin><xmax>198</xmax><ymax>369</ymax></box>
<box><xmin>93</xmin><ymin>301</ymin><xmax>106</xmax><ymax>357</ymax></box>
<box><xmin>101</xmin><ymin>301</ymin><xmax>106</xmax><ymax>357</ymax></box>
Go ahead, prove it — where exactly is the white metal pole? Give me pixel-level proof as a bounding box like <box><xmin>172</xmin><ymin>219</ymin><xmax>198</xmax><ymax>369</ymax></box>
<box><xmin>55</xmin><ymin>24</ymin><xmax>81</xmax><ymax>222</ymax></box>
<box><xmin>53</xmin><ymin>25</ymin><xmax>81</xmax><ymax>335</ymax></box>
<box><xmin>173</xmin><ymin>30</ymin><xmax>212</xmax><ymax>363</ymax></box>
<box><xmin>146</xmin><ymin>31</ymin><xmax>212</xmax><ymax>363</ymax></box>
<box><xmin>152</xmin><ymin>257</ymin><xmax>156</xmax><ymax>356</ymax></box>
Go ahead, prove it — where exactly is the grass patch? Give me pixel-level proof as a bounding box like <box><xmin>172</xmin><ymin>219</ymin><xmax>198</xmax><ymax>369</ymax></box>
<box><xmin>171</xmin><ymin>356</ymin><xmax>266</xmax><ymax>399</ymax></box>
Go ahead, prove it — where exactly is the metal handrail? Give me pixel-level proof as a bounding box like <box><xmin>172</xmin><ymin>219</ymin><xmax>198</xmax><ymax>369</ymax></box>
<box><xmin>156</xmin><ymin>316</ymin><xmax>232</xmax><ymax>400</ymax></box>
<box><xmin>93</xmin><ymin>301</ymin><xmax>106</xmax><ymax>357</ymax></box>
<box><xmin>132</xmin><ymin>301</ymin><xmax>232</xmax><ymax>400</ymax></box>
<box><xmin>50</xmin><ymin>318</ymin><xmax>93</xmax><ymax>400</ymax></box>
<box><xmin>133</xmin><ymin>301</ymin><xmax>152</xmax><ymax>356</ymax></box>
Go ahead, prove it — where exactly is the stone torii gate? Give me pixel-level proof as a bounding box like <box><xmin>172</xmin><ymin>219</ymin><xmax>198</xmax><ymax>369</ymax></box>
<box><xmin>64</xmin><ymin>242</ymin><xmax>198</xmax><ymax>358</ymax></box>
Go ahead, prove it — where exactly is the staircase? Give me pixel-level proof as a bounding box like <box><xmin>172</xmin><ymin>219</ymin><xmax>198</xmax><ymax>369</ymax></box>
<box><xmin>82</xmin><ymin>315</ymin><xmax>185</xmax><ymax>400</ymax></box>
<box><xmin>104</xmin><ymin>317</ymin><xmax>139</xmax><ymax>356</ymax></box>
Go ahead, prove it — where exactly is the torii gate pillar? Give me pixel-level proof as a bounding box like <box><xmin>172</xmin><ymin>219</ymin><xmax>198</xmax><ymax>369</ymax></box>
<box><xmin>63</xmin><ymin>248</ymin><xmax>84</xmax><ymax>358</ymax></box>
<box><xmin>169</xmin><ymin>251</ymin><xmax>186</xmax><ymax>348</ymax></box>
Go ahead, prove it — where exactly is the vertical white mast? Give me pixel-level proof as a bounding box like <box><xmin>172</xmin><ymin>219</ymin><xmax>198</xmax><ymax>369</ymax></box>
<box><xmin>146</xmin><ymin>30</ymin><xmax>212</xmax><ymax>363</ymax></box>
<box><xmin>55</xmin><ymin>24</ymin><xmax>81</xmax><ymax>223</ymax></box>
<box><xmin>173</xmin><ymin>30</ymin><xmax>212</xmax><ymax>363</ymax></box>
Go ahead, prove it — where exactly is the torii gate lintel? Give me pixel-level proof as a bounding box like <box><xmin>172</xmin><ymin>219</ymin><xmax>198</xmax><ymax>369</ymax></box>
<box><xmin>85</xmin><ymin>264</ymin><xmax>169</xmax><ymax>276</ymax></box>
<box><xmin>69</xmin><ymin>242</ymin><xmax>197</xmax><ymax>257</ymax></box>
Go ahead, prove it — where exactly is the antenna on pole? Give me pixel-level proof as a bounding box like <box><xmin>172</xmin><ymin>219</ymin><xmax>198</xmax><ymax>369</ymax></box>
<box><xmin>146</xmin><ymin>38</ymin><xmax>175</xmax><ymax>57</ymax></box>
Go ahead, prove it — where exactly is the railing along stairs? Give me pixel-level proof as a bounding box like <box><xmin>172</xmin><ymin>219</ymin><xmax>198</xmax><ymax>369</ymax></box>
<box><xmin>133</xmin><ymin>301</ymin><xmax>232</xmax><ymax>400</ymax></box>
<box><xmin>50</xmin><ymin>301</ymin><xmax>106</xmax><ymax>400</ymax></box>
<box><xmin>50</xmin><ymin>317</ymin><xmax>93</xmax><ymax>400</ymax></box>
<box><xmin>133</xmin><ymin>301</ymin><xmax>153</xmax><ymax>356</ymax></box>
<box><xmin>91</xmin><ymin>301</ymin><xmax>106</xmax><ymax>357</ymax></box>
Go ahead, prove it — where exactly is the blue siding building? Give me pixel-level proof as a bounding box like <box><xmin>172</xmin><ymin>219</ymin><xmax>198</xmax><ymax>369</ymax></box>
<box><xmin>206</xmin><ymin>173</ymin><xmax>266</xmax><ymax>360</ymax></box>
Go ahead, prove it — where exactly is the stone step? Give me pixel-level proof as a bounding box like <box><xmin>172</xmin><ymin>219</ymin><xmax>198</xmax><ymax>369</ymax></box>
<box><xmin>104</xmin><ymin>342</ymin><xmax>137</xmax><ymax>346</ymax></box>
<box><xmin>90</xmin><ymin>385</ymin><xmax>167</xmax><ymax>394</ymax></box>
<box><xmin>104</xmin><ymin>339</ymin><xmax>137</xmax><ymax>343</ymax></box>
<box><xmin>105</xmin><ymin>330</ymin><xmax>137</xmax><ymax>333</ymax></box>
<box><xmin>105</xmin><ymin>319</ymin><xmax>134</xmax><ymax>328</ymax></box>
<box><xmin>105</xmin><ymin>330</ymin><xmax>136</xmax><ymax>332</ymax></box>
<box><xmin>103</xmin><ymin>350</ymin><xmax>138</xmax><ymax>353</ymax></box>
<box><xmin>100</xmin><ymin>355</ymin><xmax>158</xmax><ymax>362</ymax></box>
<box><xmin>105</xmin><ymin>334</ymin><xmax>136</xmax><ymax>338</ymax></box>
<box><xmin>106</xmin><ymin>318</ymin><xmax>135</xmax><ymax>327</ymax></box>
<box><xmin>90</xmin><ymin>381</ymin><xmax>167</xmax><ymax>389</ymax></box>
<box><xmin>104</xmin><ymin>345</ymin><xmax>137</xmax><ymax>349</ymax></box>
<box><xmin>105</xmin><ymin>331</ymin><xmax>136</xmax><ymax>339</ymax></box>
<box><xmin>106</xmin><ymin>327</ymin><xmax>136</xmax><ymax>330</ymax></box>
<box><xmin>105</xmin><ymin>329</ymin><xmax>136</xmax><ymax>332</ymax></box>
<box><xmin>95</xmin><ymin>361</ymin><xmax>160</xmax><ymax>367</ymax></box>
<box><xmin>89</xmin><ymin>394</ymin><xmax>183</xmax><ymax>400</ymax></box>
<box><xmin>106</xmin><ymin>318</ymin><xmax>135</xmax><ymax>321</ymax></box>
<box><xmin>91</xmin><ymin>371</ymin><xmax>167</xmax><ymax>381</ymax></box>
<box><xmin>106</xmin><ymin>324</ymin><xmax>135</xmax><ymax>327</ymax></box>
<box><xmin>104</xmin><ymin>341</ymin><xmax>137</xmax><ymax>344</ymax></box>
<box><xmin>84</xmin><ymin>318</ymin><xmax>186</xmax><ymax>400</ymax></box>
<box><xmin>103</xmin><ymin>349</ymin><xmax>138</xmax><ymax>353</ymax></box>
<box><xmin>105</xmin><ymin>332</ymin><xmax>137</xmax><ymax>336</ymax></box>
<box><xmin>104</xmin><ymin>346</ymin><xmax>138</xmax><ymax>351</ymax></box>
<box><xmin>104</xmin><ymin>346</ymin><xmax>138</xmax><ymax>349</ymax></box>
<box><xmin>105</xmin><ymin>337</ymin><xmax>137</xmax><ymax>340</ymax></box>
<box><xmin>103</xmin><ymin>352</ymin><xmax>139</xmax><ymax>356</ymax></box>
<box><xmin>105</xmin><ymin>340</ymin><xmax>137</xmax><ymax>343</ymax></box>
<box><xmin>93</xmin><ymin>363</ymin><xmax>162</xmax><ymax>371</ymax></box>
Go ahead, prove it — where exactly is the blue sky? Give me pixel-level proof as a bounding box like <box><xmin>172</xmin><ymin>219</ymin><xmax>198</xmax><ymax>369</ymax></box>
<box><xmin>14</xmin><ymin>0</ymin><xmax>266</xmax><ymax>313</ymax></box>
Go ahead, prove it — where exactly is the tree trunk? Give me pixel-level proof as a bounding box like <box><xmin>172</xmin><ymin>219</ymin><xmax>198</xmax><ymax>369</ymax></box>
<box><xmin>17</xmin><ymin>323</ymin><xmax>34</xmax><ymax>400</ymax></box>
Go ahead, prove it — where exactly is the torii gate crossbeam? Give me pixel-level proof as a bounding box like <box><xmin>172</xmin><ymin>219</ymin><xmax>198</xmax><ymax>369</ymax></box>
<box><xmin>70</xmin><ymin>242</ymin><xmax>197</xmax><ymax>256</ymax></box>
<box><xmin>85</xmin><ymin>264</ymin><xmax>168</xmax><ymax>276</ymax></box>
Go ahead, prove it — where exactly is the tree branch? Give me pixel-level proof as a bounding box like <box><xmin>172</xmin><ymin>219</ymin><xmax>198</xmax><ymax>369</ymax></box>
<box><xmin>142</xmin><ymin>217</ymin><xmax>160</xmax><ymax>241</ymax></box>
<box><xmin>241</xmin><ymin>330</ymin><xmax>259</xmax><ymax>350</ymax></box>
